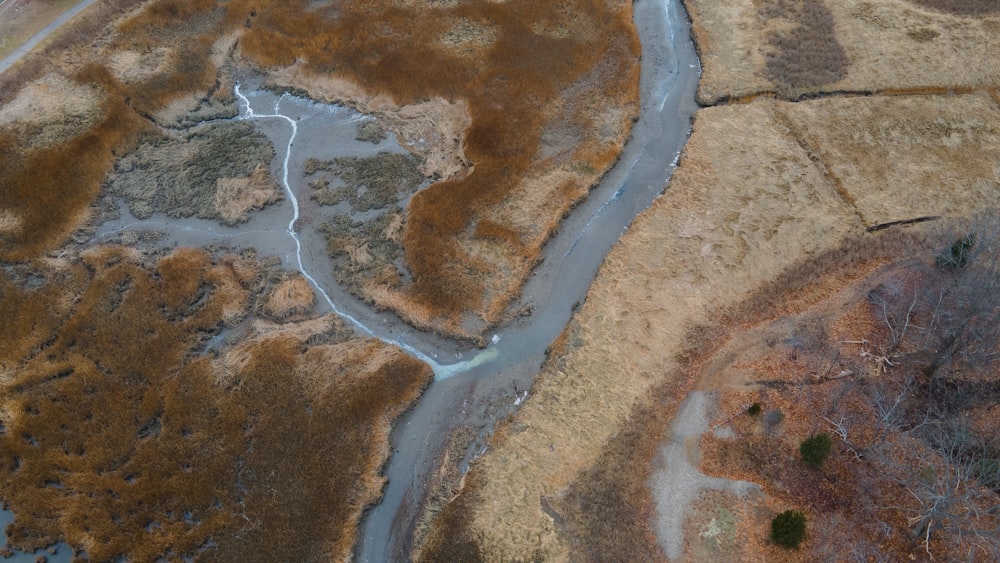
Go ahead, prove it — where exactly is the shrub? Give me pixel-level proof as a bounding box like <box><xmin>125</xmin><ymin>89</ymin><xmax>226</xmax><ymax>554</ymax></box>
<box><xmin>771</xmin><ymin>510</ymin><xmax>807</xmax><ymax>549</ymax></box>
<box><xmin>800</xmin><ymin>433</ymin><xmax>832</xmax><ymax>468</ymax></box>
<box><xmin>935</xmin><ymin>234</ymin><xmax>976</xmax><ymax>270</ymax></box>
<box><xmin>747</xmin><ymin>402</ymin><xmax>762</xmax><ymax>416</ymax></box>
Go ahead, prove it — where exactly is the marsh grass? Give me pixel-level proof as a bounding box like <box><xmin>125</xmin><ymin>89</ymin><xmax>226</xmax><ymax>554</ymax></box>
<box><xmin>759</xmin><ymin>0</ymin><xmax>849</xmax><ymax>92</ymax></box>
<box><xmin>233</xmin><ymin>0</ymin><xmax>640</xmax><ymax>318</ymax></box>
<box><xmin>4</xmin><ymin>0</ymin><xmax>638</xmax><ymax>330</ymax></box>
<box><xmin>0</xmin><ymin>248</ymin><xmax>432</xmax><ymax>560</ymax></box>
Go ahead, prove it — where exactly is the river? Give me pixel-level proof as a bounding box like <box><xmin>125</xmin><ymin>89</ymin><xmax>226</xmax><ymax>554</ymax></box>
<box><xmin>356</xmin><ymin>0</ymin><xmax>701</xmax><ymax>560</ymax></box>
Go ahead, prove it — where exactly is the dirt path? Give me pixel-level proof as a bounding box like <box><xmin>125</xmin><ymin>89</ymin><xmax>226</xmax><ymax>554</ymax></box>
<box><xmin>0</xmin><ymin>0</ymin><xmax>98</xmax><ymax>75</ymax></box>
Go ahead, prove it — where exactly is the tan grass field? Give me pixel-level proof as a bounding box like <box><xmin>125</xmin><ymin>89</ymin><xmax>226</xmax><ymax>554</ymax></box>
<box><xmin>686</xmin><ymin>0</ymin><xmax>1000</xmax><ymax>103</ymax></box>
<box><xmin>420</xmin><ymin>93</ymin><xmax>1000</xmax><ymax>559</ymax></box>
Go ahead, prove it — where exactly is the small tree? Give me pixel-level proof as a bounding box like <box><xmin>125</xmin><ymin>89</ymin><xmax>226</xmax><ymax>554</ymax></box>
<box><xmin>771</xmin><ymin>510</ymin><xmax>807</xmax><ymax>549</ymax></box>
<box><xmin>800</xmin><ymin>433</ymin><xmax>832</xmax><ymax>468</ymax></box>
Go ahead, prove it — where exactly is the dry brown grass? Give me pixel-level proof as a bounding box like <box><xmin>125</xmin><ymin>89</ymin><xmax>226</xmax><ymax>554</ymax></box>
<box><xmin>684</xmin><ymin>0</ymin><xmax>1000</xmax><ymax>104</ymax></box>
<box><xmin>759</xmin><ymin>0</ymin><xmax>849</xmax><ymax>92</ymax></box>
<box><xmin>231</xmin><ymin>0</ymin><xmax>640</xmax><ymax>335</ymax></box>
<box><xmin>3</xmin><ymin>0</ymin><xmax>640</xmax><ymax>337</ymax></box>
<box><xmin>908</xmin><ymin>0</ymin><xmax>1000</xmax><ymax>16</ymax></box>
<box><xmin>0</xmin><ymin>247</ymin><xmax>432</xmax><ymax>560</ymax></box>
<box><xmin>418</xmin><ymin>92</ymin><xmax>1000</xmax><ymax>558</ymax></box>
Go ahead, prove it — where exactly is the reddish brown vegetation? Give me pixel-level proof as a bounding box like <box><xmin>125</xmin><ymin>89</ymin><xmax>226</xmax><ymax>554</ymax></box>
<box><xmin>232</xmin><ymin>0</ymin><xmax>640</xmax><ymax>322</ymax></box>
<box><xmin>421</xmin><ymin>226</ymin><xmax>1000</xmax><ymax>560</ymax></box>
<box><xmin>908</xmin><ymin>0</ymin><xmax>1000</xmax><ymax>16</ymax></box>
<box><xmin>0</xmin><ymin>247</ymin><xmax>432</xmax><ymax>560</ymax></box>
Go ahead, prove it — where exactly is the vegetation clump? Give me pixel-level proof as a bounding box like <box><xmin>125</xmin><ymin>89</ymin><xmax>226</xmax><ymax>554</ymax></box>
<box><xmin>307</xmin><ymin>152</ymin><xmax>425</xmax><ymax>212</ymax></box>
<box><xmin>747</xmin><ymin>402</ymin><xmax>762</xmax><ymax>416</ymax></box>
<box><xmin>355</xmin><ymin>121</ymin><xmax>387</xmax><ymax>144</ymax></box>
<box><xmin>799</xmin><ymin>433</ymin><xmax>832</xmax><ymax>468</ymax></box>
<box><xmin>759</xmin><ymin>0</ymin><xmax>849</xmax><ymax>91</ymax></box>
<box><xmin>105</xmin><ymin>121</ymin><xmax>279</xmax><ymax>224</ymax></box>
<box><xmin>0</xmin><ymin>247</ymin><xmax>432</xmax><ymax>561</ymax></box>
<box><xmin>770</xmin><ymin>510</ymin><xmax>807</xmax><ymax>549</ymax></box>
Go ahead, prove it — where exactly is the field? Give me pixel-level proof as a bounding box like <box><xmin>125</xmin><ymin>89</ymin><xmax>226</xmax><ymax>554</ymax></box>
<box><xmin>687</xmin><ymin>0</ymin><xmax>1000</xmax><ymax>103</ymax></box>
<box><xmin>0</xmin><ymin>245</ymin><xmax>432</xmax><ymax>560</ymax></box>
<box><xmin>419</xmin><ymin>87</ymin><xmax>1000</xmax><ymax>559</ymax></box>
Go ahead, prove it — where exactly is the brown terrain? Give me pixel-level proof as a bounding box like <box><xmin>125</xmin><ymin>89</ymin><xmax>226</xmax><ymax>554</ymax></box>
<box><xmin>419</xmin><ymin>1</ymin><xmax>1000</xmax><ymax>561</ymax></box>
<box><xmin>0</xmin><ymin>0</ymin><xmax>643</xmax><ymax>559</ymax></box>
<box><xmin>3</xmin><ymin>0</ymin><xmax>999</xmax><ymax>560</ymax></box>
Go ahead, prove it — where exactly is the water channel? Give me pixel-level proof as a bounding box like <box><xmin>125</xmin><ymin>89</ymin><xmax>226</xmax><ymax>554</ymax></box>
<box><xmin>2</xmin><ymin>0</ymin><xmax>700</xmax><ymax>559</ymax></box>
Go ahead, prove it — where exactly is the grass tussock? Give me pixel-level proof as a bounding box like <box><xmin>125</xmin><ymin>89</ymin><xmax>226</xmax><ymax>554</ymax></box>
<box><xmin>0</xmin><ymin>247</ymin><xmax>432</xmax><ymax>560</ymax></box>
<box><xmin>759</xmin><ymin>0</ymin><xmax>849</xmax><ymax>92</ymax></box>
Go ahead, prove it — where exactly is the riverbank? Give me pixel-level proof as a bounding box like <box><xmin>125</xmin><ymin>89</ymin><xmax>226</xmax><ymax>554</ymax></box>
<box><xmin>417</xmin><ymin>0</ymin><xmax>1000</xmax><ymax>559</ymax></box>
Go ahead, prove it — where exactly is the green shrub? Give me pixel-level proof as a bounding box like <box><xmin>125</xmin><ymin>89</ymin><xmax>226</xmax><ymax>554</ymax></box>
<box><xmin>771</xmin><ymin>510</ymin><xmax>807</xmax><ymax>549</ymax></box>
<box><xmin>747</xmin><ymin>402</ymin><xmax>762</xmax><ymax>416</ymax></box>
<box><xmin>800</xmin><ymin>433</ymin><xmax>832</xmax><ymax>468</ymax></box>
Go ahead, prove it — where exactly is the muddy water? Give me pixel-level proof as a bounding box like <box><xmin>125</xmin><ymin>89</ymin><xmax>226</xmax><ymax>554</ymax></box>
<box><xmin>357</xmin><ymin>0</ymin><xmax>702</xmax><ymax>560</ymax></box>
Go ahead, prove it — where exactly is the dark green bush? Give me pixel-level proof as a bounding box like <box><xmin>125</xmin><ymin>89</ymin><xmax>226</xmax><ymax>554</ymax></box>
<box><xmin>747</xmin><ymin>402</ymin><xmax>762</xmax><ymax>416</ymax></box>
<box><xmin>771</xmin><ymin>510</ymin><xmax>807</xmax><ymax>549</ymax></box>
<box><xmin>800</xmin><ymin>433</ymin><xmax>832</xmax><ymax>468</ymax></box>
